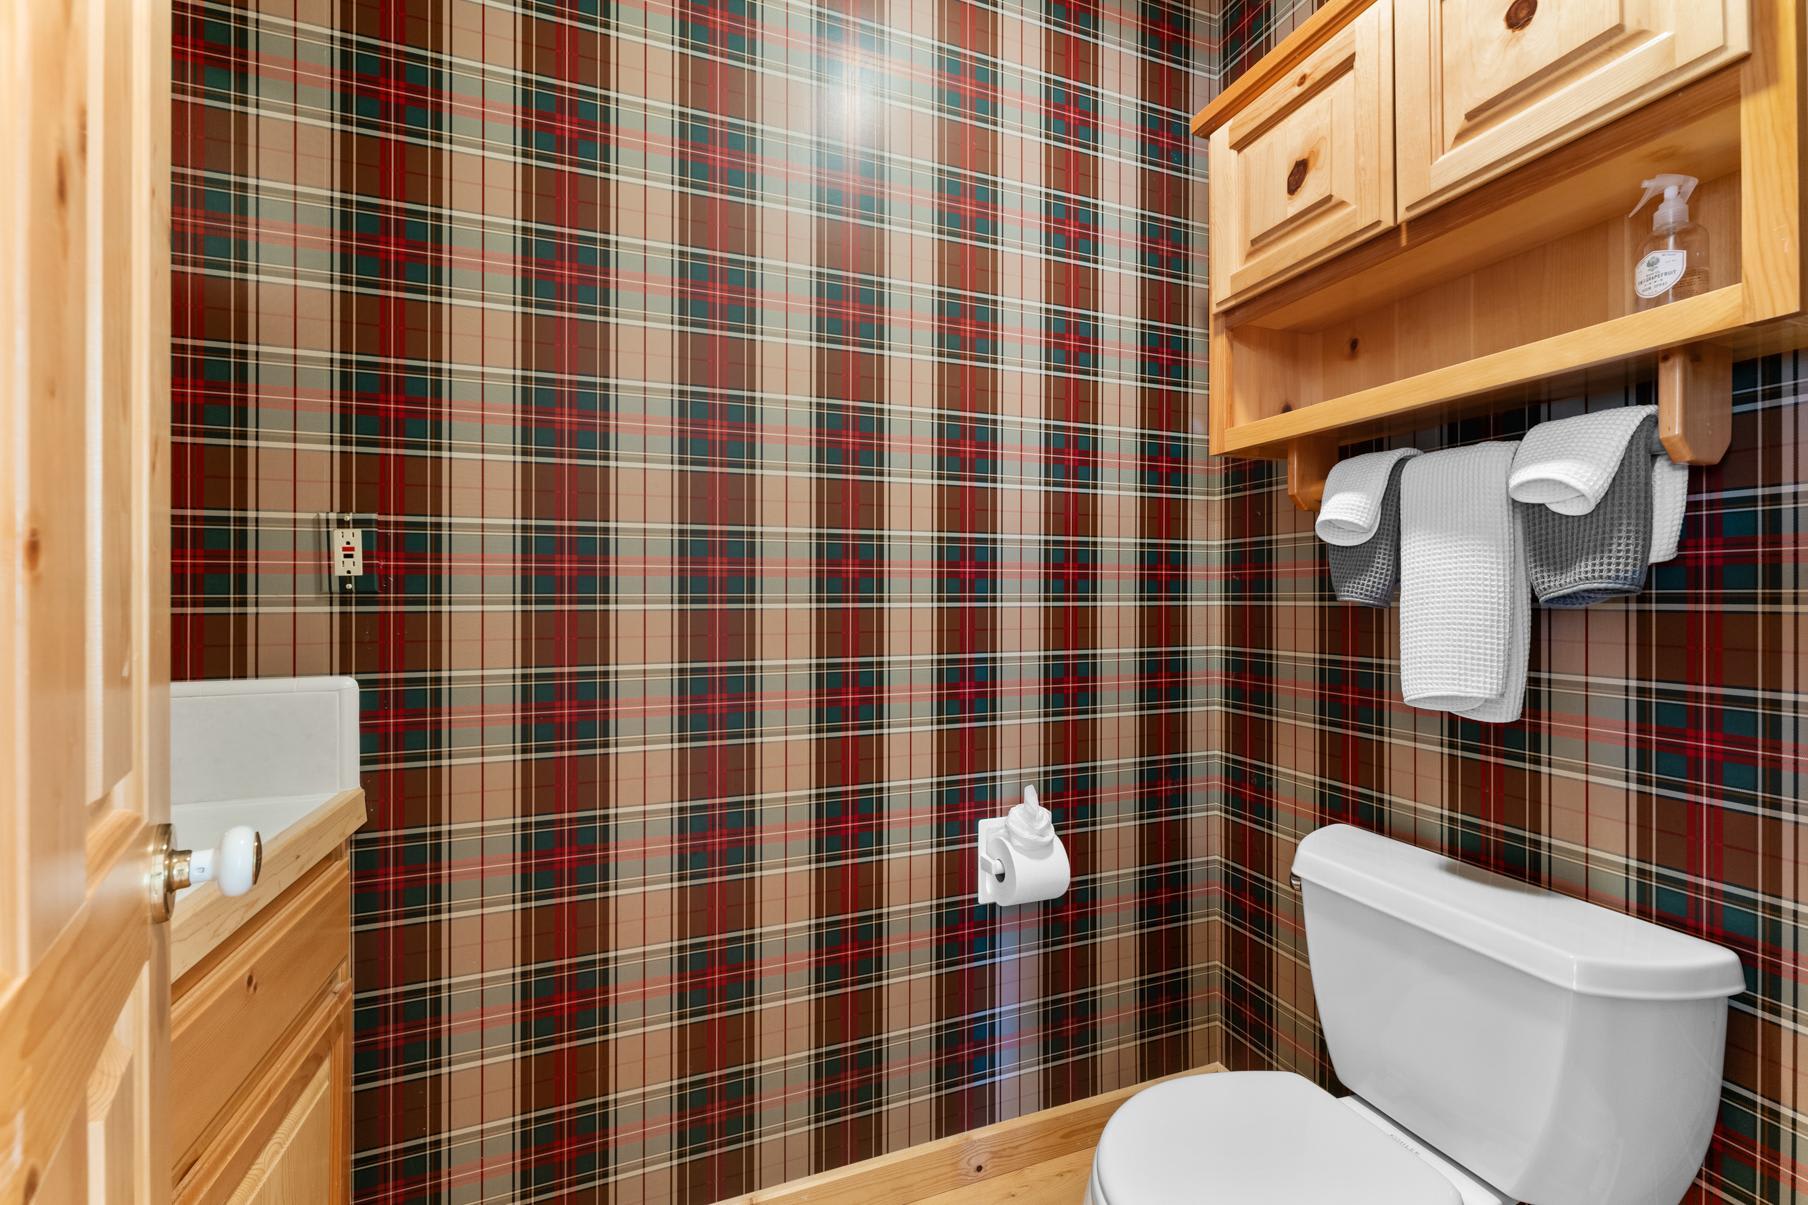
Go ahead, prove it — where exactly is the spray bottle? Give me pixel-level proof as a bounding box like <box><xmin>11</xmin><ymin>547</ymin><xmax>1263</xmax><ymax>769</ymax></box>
<box><xmin>1629</xmin><ymin>174</ymin><xmax>1708</xmax><ymax>310</ymax></box>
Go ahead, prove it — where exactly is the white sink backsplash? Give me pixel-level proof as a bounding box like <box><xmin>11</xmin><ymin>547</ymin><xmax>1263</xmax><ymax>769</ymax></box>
<box><xmin>171</xmin><ymin>676</ymin><xmax>362</xmax><ymax>806</ymax></box>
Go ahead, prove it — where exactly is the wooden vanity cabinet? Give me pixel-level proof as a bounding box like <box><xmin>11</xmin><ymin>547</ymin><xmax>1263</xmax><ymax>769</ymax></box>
<box><xmin>169</xmin><ymin>789</ymin><xmax>365</xmax><ymax>1204</ymax></box>
<box><xmin>1208</xmin><ymin>0</ymin><xmax>1394</xmax><ymax>304</ymax></box>
<box><xmin>1396</xmin><ymin>0</ymin><xmax>1751</xmax><ymax>215</ymax></box>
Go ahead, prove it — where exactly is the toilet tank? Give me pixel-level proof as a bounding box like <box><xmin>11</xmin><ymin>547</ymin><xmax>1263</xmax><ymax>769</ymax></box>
<box><xmin>1293</xmin><ymin>825</ymin><xmax>1745</xmax><ymax>1205</ymax></box>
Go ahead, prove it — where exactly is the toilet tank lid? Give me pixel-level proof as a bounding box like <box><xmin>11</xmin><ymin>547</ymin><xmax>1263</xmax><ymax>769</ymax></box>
<box><xmin>1293</xmin><ymin>826</ymin><xmax>1746</xmax><ymax>1001</ymax></box>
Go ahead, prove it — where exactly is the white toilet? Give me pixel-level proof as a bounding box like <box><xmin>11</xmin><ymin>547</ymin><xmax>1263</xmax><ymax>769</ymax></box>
<box><xmin>1086</xmin><ymin>825</ymin><xmax>1746</xmax><ymax>1205</ymax></box>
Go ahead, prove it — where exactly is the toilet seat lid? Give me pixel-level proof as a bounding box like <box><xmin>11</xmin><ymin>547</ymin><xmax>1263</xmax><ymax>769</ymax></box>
<box><xmin>1092</xmin><ymin>1072</ymin><xmax>1461</xmax><ymax>1205</ymax></box>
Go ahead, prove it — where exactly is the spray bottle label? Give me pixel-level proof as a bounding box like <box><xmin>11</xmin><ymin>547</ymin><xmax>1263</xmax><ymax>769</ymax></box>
<box><xmin>1635</xmin><ymin>250</ymin><xmax>1687</xmax><ymax>299</ymax></box>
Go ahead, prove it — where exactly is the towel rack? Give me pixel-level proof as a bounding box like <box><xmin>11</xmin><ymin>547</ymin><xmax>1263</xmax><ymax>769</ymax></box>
<box><xmin>1282</xmin><ymin>343</ymin><xmax>1732</xmax><ymax>511</ymax></box>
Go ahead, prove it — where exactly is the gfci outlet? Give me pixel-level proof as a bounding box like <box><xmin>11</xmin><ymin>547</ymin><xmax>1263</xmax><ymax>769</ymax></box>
<box><xmin>321</xmin><ymin>513</ymin><xmax>376</xmax><ymax>594</ymax></box>
<box><xmin>333</xmin><ymin>527</ymin><xmax>364</xmax><ymax>577</ymax></box>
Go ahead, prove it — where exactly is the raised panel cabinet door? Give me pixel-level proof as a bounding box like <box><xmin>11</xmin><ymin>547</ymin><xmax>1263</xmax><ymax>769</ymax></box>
<box><xmin>224</xmin><ymin>1058</ymin><xmax>337</xmax><ymax>1205</ymax></box>
<box><xmin>1209</xmin><ymin>1</ymin><xmax>1395</xmax><ymax>307</ymax></box>
<box><xmin>1397</xmin><ymin>0</ymin><xmax>1751</xmax><ymax>214</ymax></box>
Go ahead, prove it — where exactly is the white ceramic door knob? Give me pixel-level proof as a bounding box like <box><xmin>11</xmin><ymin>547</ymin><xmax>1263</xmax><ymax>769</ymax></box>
<box><xmin>183</xmin><ymin>826</ymin><xmax>263</xmax><ymax>897</ymax></box>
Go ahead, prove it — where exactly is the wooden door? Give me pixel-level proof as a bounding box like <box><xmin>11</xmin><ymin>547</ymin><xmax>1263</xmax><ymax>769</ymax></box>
<box><xmin>1397</xmin><ymin>0</ymin><xmax>1751</xmax><ymax>215</ymax></box>
<box><xmin>0</xmin><ymin>0</ymin><xmax>173</xmax><ymax>1202</ymax></box>
<box><xmin>1208</xmin><ymin>0</ymin><xmax>1395</xmax><ymax>308</ymax></box>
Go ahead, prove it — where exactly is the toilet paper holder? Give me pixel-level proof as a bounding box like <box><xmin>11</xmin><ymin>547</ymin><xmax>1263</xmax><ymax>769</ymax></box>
<box><xmin>977</xmin><ymin>785</ymin><xmax>1071</xmax><ymax>907</ymax></box>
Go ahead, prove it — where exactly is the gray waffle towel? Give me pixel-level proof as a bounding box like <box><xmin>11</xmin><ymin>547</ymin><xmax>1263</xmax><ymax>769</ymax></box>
<box><xmin>1327</xmin><ymin>456</ymin><xmax>1412</xmax><ymax>605</ymax></box>
<box><xmin>1519</xmin><ymin>416</ymin><xmax>1660</xmax><ymax>606</ymax></box>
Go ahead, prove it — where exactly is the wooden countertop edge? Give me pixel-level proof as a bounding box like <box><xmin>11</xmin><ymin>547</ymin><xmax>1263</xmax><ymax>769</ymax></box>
<box><xmin>1190</xmin><ymin>0</ymin><xmax>1374</xmax><ymax>137</ymax></box>
<box><xmin>170</xmin><ymin>787</ymin><xmax>368</xmax><ymax>984</ymax></box>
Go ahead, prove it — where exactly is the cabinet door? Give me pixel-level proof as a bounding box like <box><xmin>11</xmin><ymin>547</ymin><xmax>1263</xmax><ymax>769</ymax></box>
<box><xmin>1397</xmin><ymin>0</ymin><xmax>1750</xmax><ymax>214</ymax></box>
<box><xmin>225</xmin><ymin>1060</ymin><xmax>335</xmax><ymax>1205</ymax></box>
<box><xmin>1210</xmin><ymin>2</ymin><xmax>1395</xmax><ymax>307</ymax></box>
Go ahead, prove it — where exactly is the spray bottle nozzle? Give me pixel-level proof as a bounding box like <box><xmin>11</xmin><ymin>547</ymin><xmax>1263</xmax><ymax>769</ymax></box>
<box><xmin>1630</xmin><ymin>174</ymin><xmax>1700</xmax><ymax>229</ymax></box>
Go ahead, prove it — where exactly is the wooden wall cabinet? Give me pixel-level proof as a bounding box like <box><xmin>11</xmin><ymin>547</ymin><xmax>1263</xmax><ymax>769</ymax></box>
<box><xmin>1396</xmin><ymin>0</ymin><xmax>1751</xmax><ymax>215</ymax></box>
<box><xmin>1209</xmin><ymin>1</ymin><xmax>1394</xmax><ymax>303</ymax></box>
<box><xmin>1193</xmin><ymin>0</ymin><xmax>1802</xmax><ymax>508</ymax></box>
<box><xmin>169</xmin><ymin>790</ymin><xmax>364</xmax><ymax>1204</ymax></box>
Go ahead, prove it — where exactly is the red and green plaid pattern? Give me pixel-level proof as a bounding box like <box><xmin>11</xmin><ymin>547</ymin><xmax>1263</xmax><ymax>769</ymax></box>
<box><xmin>171</xmin><ymin>0</ymin><xmax>1215</xmax><ymax>1200</ymax></box>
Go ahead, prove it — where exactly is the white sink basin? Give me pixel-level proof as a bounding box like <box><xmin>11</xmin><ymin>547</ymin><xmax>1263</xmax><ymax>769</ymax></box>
<box><xmin>168</xmin><ymin>677</ymin><xmax>366</xmax><ymax>976</ymax></box>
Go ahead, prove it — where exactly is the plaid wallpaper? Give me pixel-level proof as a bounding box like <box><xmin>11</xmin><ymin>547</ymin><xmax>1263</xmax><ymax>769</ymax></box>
<box><xmin>170</xmin><ymin>0</ymin><xmax>1217</xmax><ymax>1201</ymax></box>
<box><xmin>171</xmin><ymin>0</ymin><xmax>1803</xmax><ymax>1201</ymax></box>
<box><xmin>1213</xmin><ymin>9</ymin><xmax>1806</xmax><ymax>1205</ymax></box>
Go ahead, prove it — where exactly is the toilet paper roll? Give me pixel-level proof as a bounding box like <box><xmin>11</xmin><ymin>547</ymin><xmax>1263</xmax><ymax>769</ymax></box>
<box><xmin>978</xmin><ymin>818</ymin><xmax>1070</xmax><ymax>907</ymax></box>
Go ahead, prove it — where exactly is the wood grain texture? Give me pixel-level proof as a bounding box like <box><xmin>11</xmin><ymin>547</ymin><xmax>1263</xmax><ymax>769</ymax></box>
<box><xmin>1395</xmin><ymin>0</ymin><xmax>1751</xmax><ymax>215</ymax></box>
<box><xmin>1190</xmin><ymin>0</ymin><xmax>1374</xmax><ymax>136</ymax></box>
<box><xmin>170</xmin><ymin>858</ymin><xmax>349</xmax><ymax>1182</ymax></box>
<box><xmin>1207</xmin><ymin>321</ymin><xmax>1234</xmax><ymax>454</ymax></box>
<box><xmin>915</xmin><ymin>1149</ymin><xmax>1095</xmax><ymax>1205</ymax></box>
<box><xmin>722</xmin><ymin>1066</ymin><xmax>1225</xmax><ymax>1205</ymax></box>
<box><xmin>1208</xmin><ymin>1</ymin><xmax>1394</xmax><ymax>307</ymax></box>
<box><xmin>170</xmin><ymin>789</ymin><xmax>366</xmax><ymax>981</ymax></box>
<box><xmin>223</xmin><ymin>1060</ymin><xmax>333</xmax><ymax>1205</ymax></box>
<box><xmin>1225</xmin><ymin>76</ymin><xmax>1742</xmax><ymax>331</ymax></box>
<box><xmin>89</xmin><ymin>983</ymin><xmax>146</xmax><ymax>1204</ymax></box>
<box><xmin>1198</xmin><ymin>0</ymin><xmax>1803</xmax><ymax>469</ymax></box>
<box><xmin>1219</xmin><ymin>284</ymin><xmax>1746</xmax><ymax>456</ymax></box>
<box><xmin>174</xmin><ymin>982</ymin><xmax>350</xmax><ymax>1205</ymax></box>
<box><xmin>1288</xmin><ymin>437</ymin><xmax>1338</xmax><ymax>511</ymax></box>
<box><xmin>1739</xmin><ymin>0</ymin><xmax>1804</xmax><ymax>321</ymax></box>
<box><xmin>328</xmin><ymin>988</ymin><xmax>351</xmax><ymax>1205</ymax></box>
<box><xmin>0</xmin><ymin>811</ymin><xmax>152</xmax><ymax>1201</ymax></box>
<box><xmin>1657</xmin><ymin>342</ymin><xmax>1733</xmax><ymax>464</ymax></box>
<box><xmin>12</xmin><ymin>0</ymin><xmax>94</xmax><ymax>965</ymax></box>
<box><xmin>0</xmin><ymin>0</ymin><xmax>172</xmax><ymax>1197</ymax></box>
<box><xmin>1219</xmin><ymin>170</ymin><xmax>1742</xmax><ymax>434</ymax></box>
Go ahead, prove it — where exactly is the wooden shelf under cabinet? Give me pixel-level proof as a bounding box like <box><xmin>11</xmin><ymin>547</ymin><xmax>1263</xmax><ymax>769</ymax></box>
<box><xmin>1193</xmin><ymin>0</ymin><xmax>1801</xmax><ymax>509</ymax></box>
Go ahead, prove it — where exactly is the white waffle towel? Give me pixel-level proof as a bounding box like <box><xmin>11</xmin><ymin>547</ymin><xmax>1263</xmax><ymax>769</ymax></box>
<box><xmin>1315</xmin><ymin>448</ymin><xmax>1421</xmax><ymax>546</ymax></box>
<box><xmin>1650</xmin><ymin>457</ymin><xmax>1689</xmax><ymax>564</ymax></box>
<box><xmin>1323</xmin><ymin>450</ymin><xmax>1417</xmax><ymax>542</ymax></box>
<box><xmin>1400</xmin><ymin>444</ymin><xmax>1529</xmax><ymax>724</ymax></box>
<box><xmin>1510</xmin><ymin>406</ymin><xmax>1687</xmax><ymax>565</ymax></box>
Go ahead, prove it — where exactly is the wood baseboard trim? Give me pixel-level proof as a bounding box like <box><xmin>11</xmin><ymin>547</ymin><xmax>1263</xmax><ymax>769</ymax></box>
<box><xmin>724</xmin><ymin>1064</ymin><xmax>1227</xmax><ymax>1205</ymax></box>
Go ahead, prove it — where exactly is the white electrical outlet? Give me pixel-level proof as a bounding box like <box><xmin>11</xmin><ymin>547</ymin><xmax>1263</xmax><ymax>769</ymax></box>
<box><xmin>332</xmin><ymin>527</ymin><xmax>364</xmax><ymax>579</ymax></box>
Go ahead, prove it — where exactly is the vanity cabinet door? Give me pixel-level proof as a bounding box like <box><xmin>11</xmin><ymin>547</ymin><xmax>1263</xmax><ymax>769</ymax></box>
<box><xmin>170</xmin><ymin>853</ymin><xmax>353</xmax><ymax>1205</ymax></box>
<box><xmin>1396</xmin><ymin>0</ymin><xmax>1750</xmax><ymax>215</ymax></box>
<box><xmin>225</xmin><ymin>1048</ymin><xmax>345</xmax><ymax>1205</ymax></box>
<box><xmin>1209</xmin><ymin>0</ymin><xmax>1394</xmax><ymax>307</ymax></box>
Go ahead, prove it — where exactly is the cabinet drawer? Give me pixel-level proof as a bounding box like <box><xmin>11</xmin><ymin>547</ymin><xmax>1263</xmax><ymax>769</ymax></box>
<box><xmin>1396</xmin><ymin>0</ymin><xmax>1750</xmax><ymax>215</ymax></box>
<box><xmin>171</xmin><ymin>858</ymin><xmax>349</xmax><ymax>1179</ymax></box>
<box><xmin>1209</xmin><ymin>0</ymin><xmax>1394</xmax><ymax>306</ymax></box>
